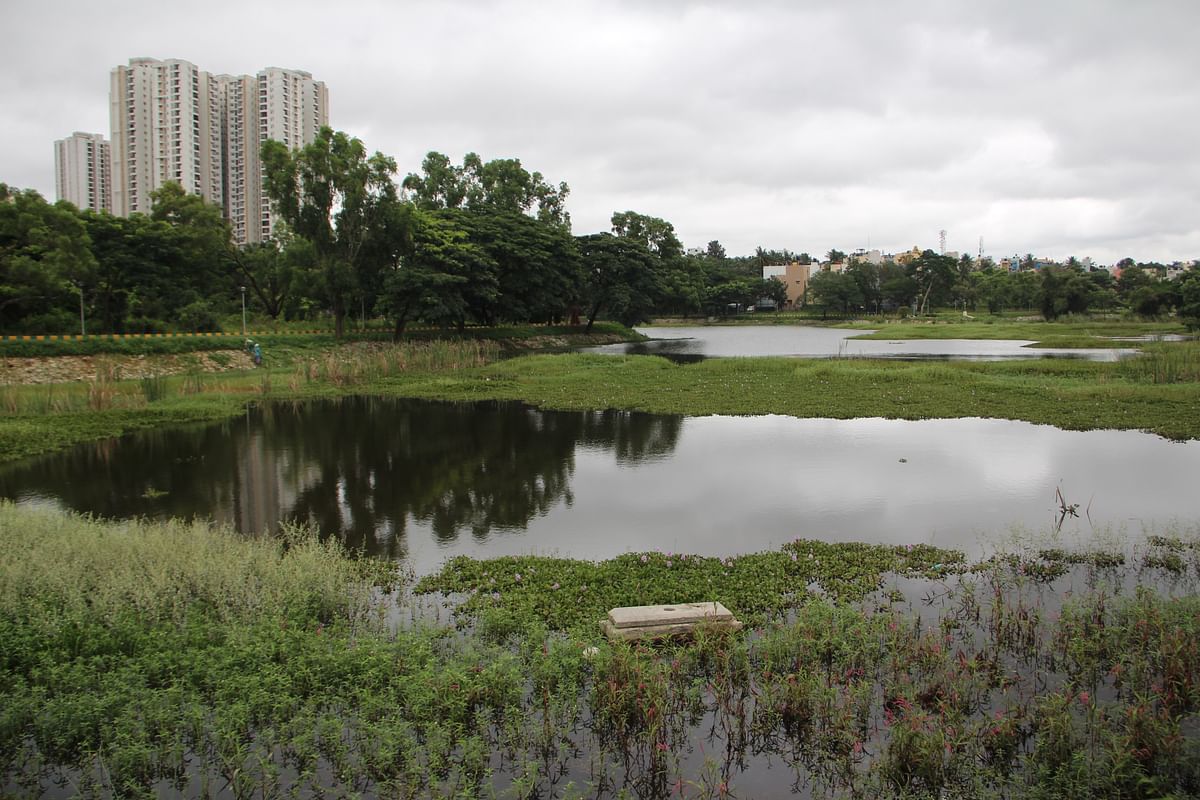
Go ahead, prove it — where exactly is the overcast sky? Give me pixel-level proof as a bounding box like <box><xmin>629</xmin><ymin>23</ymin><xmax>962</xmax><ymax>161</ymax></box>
<box><xmin>3</xmin><ymin>0</ymin><xmax>1197</xmax><ymax>263</ymax></box>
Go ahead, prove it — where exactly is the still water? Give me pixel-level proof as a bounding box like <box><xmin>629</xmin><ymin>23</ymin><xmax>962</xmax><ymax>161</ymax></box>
<box><xmin>3</xmin><ymin>398</ymin><xmax>1196</xmax><ymax>573</ymax></box>
<box><xmin>582</xmin><ymin>325</ymin><xmax>1139</xmax><ymax>360</ymax></box>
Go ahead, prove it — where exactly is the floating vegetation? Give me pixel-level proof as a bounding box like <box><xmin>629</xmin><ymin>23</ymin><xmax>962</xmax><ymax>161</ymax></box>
<box><xmin>2</xmin><ymin>504</ymin><xmax>1199</xmax><ymax>798</ymax></box>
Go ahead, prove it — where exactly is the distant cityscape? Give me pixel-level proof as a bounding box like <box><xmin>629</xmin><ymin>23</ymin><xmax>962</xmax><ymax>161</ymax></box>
<box><xmin>53</xmin><ymin>57</ymin><xmax>328</xmax><ymax>245</ymax></box>
<box><xmin>53</xmin><ymin>59</ymin><xmax>1199</xmax><ymax>273</ymax></box>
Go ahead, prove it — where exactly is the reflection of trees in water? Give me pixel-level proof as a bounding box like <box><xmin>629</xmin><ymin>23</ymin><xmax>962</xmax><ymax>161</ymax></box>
<box><xmin>280</xmin><ymin>399</ymin><xmax>683</xmax><ymax>548</ymax></box>
<box><xmin>0</xmin><ymin>399</ymin><xmax>684</xmax><ymax>557</ymax></box>
<box><xmin>578</xmin><ymin>409</ymin><xmax>682</xmax><ymax>465</ymax></box>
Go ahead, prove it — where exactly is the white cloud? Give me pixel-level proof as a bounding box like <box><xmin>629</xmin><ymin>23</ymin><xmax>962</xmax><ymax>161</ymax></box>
<box><xmin>2</xmin><ymin>0</ymin><xmax>1198</xmax><ymax>262</ymax></box>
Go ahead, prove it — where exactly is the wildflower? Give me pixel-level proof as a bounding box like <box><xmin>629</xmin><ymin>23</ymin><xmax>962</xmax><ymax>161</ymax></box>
<box><xmin>552</xmin><ymin>582</ymin><xmax>560</xmax><ymax>590</ymax></box>
<box><xmin>514</xmin><ymin>572</ymin><xmax>521</xmax><ymax>581</ymax></box>
<box><xmin>1078</xmin><ymin>691</ymin><xmax>1090</xmax><ymax>705</ymax></box>
<box><xmin>492</xmin><ymin>592</ymin><xmax>500</xmax><ymax>601</ymax></box>
<box><xmin>666</xmin><ymin>560</ymin><xmax>673</xmax><ymax>568</ymax></box>
<box><xmin>640</xmin><ymin>554</ymin><xmax>648</xmax><ymax>563</ymax></box>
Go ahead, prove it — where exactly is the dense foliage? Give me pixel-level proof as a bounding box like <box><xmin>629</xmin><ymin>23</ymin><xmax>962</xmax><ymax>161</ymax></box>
<box><xmin>3</xmin><ymin>505</ymin><xmax>1199</xmax><ymax>798</ymax></box>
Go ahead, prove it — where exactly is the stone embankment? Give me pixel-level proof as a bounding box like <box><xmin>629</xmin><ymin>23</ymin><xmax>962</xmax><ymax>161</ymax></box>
<box><xmin>0</xmin><ymin>351</ymin><xmax>256</xmax><ymax>386</ymax></box>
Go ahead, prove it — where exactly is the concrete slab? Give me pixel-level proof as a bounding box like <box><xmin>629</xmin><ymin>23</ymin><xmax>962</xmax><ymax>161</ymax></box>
<box><xmin>607</xmin><ymin>601</ymin><xmax>735</xmax><ymax>629</ymax></box>
<box><xmin>601</xmin><ymin>617</ymin><xmax>744</xmax><ymax>642</ymax></box>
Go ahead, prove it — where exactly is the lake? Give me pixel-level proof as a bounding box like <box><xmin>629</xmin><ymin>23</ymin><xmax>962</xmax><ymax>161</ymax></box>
<box><xmin>580</xmin><ymin>325</ymin><xmax>1139</xmax><ymax>360</ymax></box>
<box><xmin>3</xmin><ymin>397</ymin><xmax>1195</xmax><ymax>574</ymax></box>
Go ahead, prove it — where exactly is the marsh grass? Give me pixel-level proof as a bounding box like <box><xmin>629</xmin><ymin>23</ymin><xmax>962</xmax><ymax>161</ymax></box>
<box><xmin>295</xmin><ymin>340</ymin><xmax>500</xmax><ymax>388</ymax></box>
<box><xmin>2</xmin><ymin>504</ymin><xmax>1200</xmax><ymax>798</ymax></box>
<box><xmin>0</xmin><ymin>504</ymin><xmax>384</xmax><ymax>628</ymax></box>
<box><xmin>86</xmin><ymin>358</ymin><xmax>119</xmax><ymax>411</ymax></box>
<box><xmin>1117</xmin><ymin>340</ymin><xmax>1200</xmax><ymax>384</ymax></box>
<box><xmin>138</xmin><ymin>373</ymin><xmax>170</xmax><ymax>403</ymax></box>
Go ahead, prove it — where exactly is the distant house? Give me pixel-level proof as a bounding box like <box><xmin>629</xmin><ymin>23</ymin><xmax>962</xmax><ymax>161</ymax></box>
<box><xmin>763</xmin><ymin>261</ymin><xmax>811</xmax><ymax>309</ymax></box>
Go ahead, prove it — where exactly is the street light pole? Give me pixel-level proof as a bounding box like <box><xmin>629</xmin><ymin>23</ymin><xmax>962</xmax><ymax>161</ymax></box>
<box><xmin>240</xmin><ymin>286</ymin><xmax>247</xmax><ymax>336</ymax></box>
<box><xmin>75</xmin><ymin>282</ymin><xmax>85</xmax><ymax>336</ymax></box>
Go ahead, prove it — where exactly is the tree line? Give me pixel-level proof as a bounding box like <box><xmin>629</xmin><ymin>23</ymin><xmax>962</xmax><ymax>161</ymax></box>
<box><xmin>1</xmin><ymin>129</ymin><xmax>785</xmax><ymax>337</ymax></box>
<box><xmin>807</xmin><ymin>251</ymin><xmax>1200</xmax><ymax>325</ymax></box>
<box><xmin>4</xmin><ymin>127</ymin><xmax>1199</xmax><ymax>335</ymax></box>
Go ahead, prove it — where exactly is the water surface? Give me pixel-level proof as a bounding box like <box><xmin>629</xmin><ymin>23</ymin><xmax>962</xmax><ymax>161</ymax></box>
<box><xmin>582</xmin><ymin>325</ymin><xmax>1138</xmax><ymax>360</ymax></box>
<box><xmin>3</xmin><ymin>398</ymin><xmax>1196</xmax><ymax>573</ymax></box>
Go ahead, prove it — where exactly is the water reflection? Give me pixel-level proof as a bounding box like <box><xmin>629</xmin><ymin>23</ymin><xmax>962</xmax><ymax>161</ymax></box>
<box><xmin>581</xmin><ymin>325</ymin><xmax>1140</xmax><ymax>361</ymax></box>
<box><xmin>2</xmin><ymin>399</ymin><xmax>1197</xmax><ymax>574</ymax></box>
<box><xmin>0</xmin><ymin>398</ymin><xmax>683</xmax><ymax>562</ymax></box>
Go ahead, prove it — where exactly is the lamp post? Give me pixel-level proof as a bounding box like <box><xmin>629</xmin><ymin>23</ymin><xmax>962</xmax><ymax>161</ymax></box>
<box><xmin>74</xmin><ymin>281</ymin><xmax>86</xmax><ymax>336</ymax></box>
<box><xmin>240</xmin><ymin>286</ymin><xmax>247</xmax><ymax>336</ymax></box>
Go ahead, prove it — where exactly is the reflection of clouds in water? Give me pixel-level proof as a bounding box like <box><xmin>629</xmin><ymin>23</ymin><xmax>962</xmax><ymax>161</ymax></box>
<box><xmin>584</xmin><ymin>326</ymin><xmax>1137</xmax><ymax>362</ymax></box>
<box><xmin>4</xmin><ymin>398</ymin><xmax>1197</xmax><ymax>573</ymax></box>
<box><xmin>452</xmin><ymin>415</ymin><xmax>1200</xmax><ymax>567</ymax></box>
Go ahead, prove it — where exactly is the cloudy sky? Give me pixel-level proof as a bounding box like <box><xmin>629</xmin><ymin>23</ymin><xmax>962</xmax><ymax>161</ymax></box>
<box><xmin>3</xmin><ymin>0</ymin><xmax>1197</xmax><ymax>263</ymax></box>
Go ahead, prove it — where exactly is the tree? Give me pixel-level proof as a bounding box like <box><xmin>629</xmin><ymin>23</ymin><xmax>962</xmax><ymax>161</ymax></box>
<box><xmin>703</xmin><ymin>280</ymin><xmax>759</xmax><ymax>316</ymax></box>
<box><xmin>448</xmin><ymin>209</ymin><xmax>580</xmax><ymax>324</ymax></box>
<box><xmin>403</xmin><ymin>151</ymin><xmax>571</xmax><ymax>227</ymax></box>
<box><xmin>705</xmin><ymin>240</ymin><xmax>726</xmax><ymax>260</ymax></box>
<box><xmin>762</xmin><ymin>276</ymin><xmax>789</xmax><ymax>309</ymax></box>
<box><xmin>233</xmin><ymin>237</ymin><xmax>316</xmax><ymax>320</ymax></box>
<box><xmin>1178</xmin><ymin>268</ymin><xmax>1200</xmax><ymax>330</ymax></box>
<box><xmin>576</xmin><ymin>232</ymin><xmax>660</xmax><ymax>331</ymax></box>
<box><xmin>908</xmin><ymin>250</ymin><xmax>957</xmax><ymax>314</ymax></box>
<box><xmin>379</xmin><ymin>207</ymin><xmax>498</xmax><ymax>337</ymax></box>
<box><xmin>262</xmin><ymin>127</ymin><xmax>398</xmax><ymax>338</ymax></box>
<box><xmin>1040</xmin><ymin>265</ymin><xmax>1094</xmax><ymax>320</ymax></box>
<box><xmin>149</xmin><ymin>182</ymin><xmax>235</xmax><ymax>324</ymax></box>
<box><xmin>846</xmin><ymin>262</ymin><xmax>882</xmax><ymax>313</ymax></box>
<box><xmin>826</xmin><ymin>249</ymin><xmax>847</xmax><ymax>264</ymax></box>
<box><xmin>0</xmin><ymin>185</ymin><xmax>96</xmax><ymax>333</ymax></box>
<box><xmin>808</xmin><ymin>269</ymin><xmax>864</xmax><ymax>316</ymax></box>
<box><xmin>1116</xmin><ymin>264</ymin><xmax>1153</xmax><ymax>298</ymax></box>
<box><xmin>610</xmin><ymin>211</ymin><xmax>683</xmax><ymax>261</ymax></box>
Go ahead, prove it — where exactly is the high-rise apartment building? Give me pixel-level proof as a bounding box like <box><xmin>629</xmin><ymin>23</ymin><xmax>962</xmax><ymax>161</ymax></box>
<box><xmin>109</xmin><ymin>58</ymin><xmax>327</xmax><ymax>244</ymax></box>
<box><xmin>253</xmin><ymin>68</ymin><xmax>329</xmax><ymax>242</ymax></box>
<box><xmin>110</xmin><ymin>58</ymin><xmax>223</xmax><ymax>217</ymax></box>
<box><xmin>54</xmin><ymin>132</ymin><xmax>112</xmax><ymax>212</ymax></box>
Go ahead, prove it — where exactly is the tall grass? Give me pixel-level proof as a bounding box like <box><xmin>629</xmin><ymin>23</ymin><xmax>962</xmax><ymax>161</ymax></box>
<box><xmin>0</xmin><ymin>503</ymin><xmax>382</xmax><ymax>628</ymax></box>
<box><xmin>295</xmin><ymin>340</ymin><xmax>500</xmax><ymax>387</ymax></box>
<box><xmin>1117</xmin><ymin>340</ymin><xmax>1200</xmax><ymax>383</ymax></box>
<box><xmin>138</xmin><ymin>373</ymin><xmax>169</xmax><ymax>403</ymax></box>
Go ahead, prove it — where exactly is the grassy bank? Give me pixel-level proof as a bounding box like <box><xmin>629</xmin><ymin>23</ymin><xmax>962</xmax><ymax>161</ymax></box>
<box><xmin>2</xmin><ymin>325</ymin><xmax>1198</xmax><ymax>465</ymax></box>
<box><xmin>391</xmin><ymin>347</ymin><xmax>1200</xmax><ymax>440</ymax></box>
<box><xmin>843</xmin><ymin>317</ymin><xmax>1187</xmax><ymax>348</ymax></box>
<box><xmin>3</xmin><ymin>504</ymin><xmax>1199</xmax><ymax>798</ymax></box>
<box><xmin>3</xmin><ymin>343</ymin><xmax>1199</xmax><ymax>464</ymax></box>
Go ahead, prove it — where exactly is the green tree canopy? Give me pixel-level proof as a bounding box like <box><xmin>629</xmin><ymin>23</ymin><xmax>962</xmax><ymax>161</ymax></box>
<box><xmin>402</xmin><ymin>151</ymin><xmax>570</xmax><ymax>227</ymax></box>
<box><xmin>577</xmin><ymin>232</ymin><xmax>661</xmax><ymax>331</ymax></box>
<box><xmin>610</xmin><ymin>211</ymin><xmax>683</xmax><ymax>261</ymax></box>
<box><xmin>262</xmin><ymin>127</ymin><xmax>399</xmax><ymax>338</ymax></box>
<box><xmin>0</xmin><ymin>185</ymin><xmax>95</xmax><ymax>333</ymax></box>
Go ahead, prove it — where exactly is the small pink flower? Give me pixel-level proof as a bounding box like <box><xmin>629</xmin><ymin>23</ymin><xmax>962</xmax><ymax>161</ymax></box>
<box><xmin>666</xmin><ymin>560</ymin><xmax>673</xmax><ymax>568</ymax></box>
<box><xmin>640</xmin><ymin>554</ymin><xmax>648</xmax><ymax>563</ymax></box>
<box><xmin>514</xmin><ymin>573</ymin><xmax>521</xmax><ymax>582</ymax></box>
<box><xmin>1078</xmin><ymin>691</ymin><xmax>1090</xmax><ymax>705</ymax></box>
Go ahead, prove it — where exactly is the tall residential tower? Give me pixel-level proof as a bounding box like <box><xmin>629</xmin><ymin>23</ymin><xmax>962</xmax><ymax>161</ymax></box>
<box><xmin>108</xmin><ymin>58</ymin><xmax>327</xmax><ymax>243</ymax></box>
<box><xmin>54</xmin><ymin>132</ymin><xmax>112</xmax><ymax>212</ymax></box>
